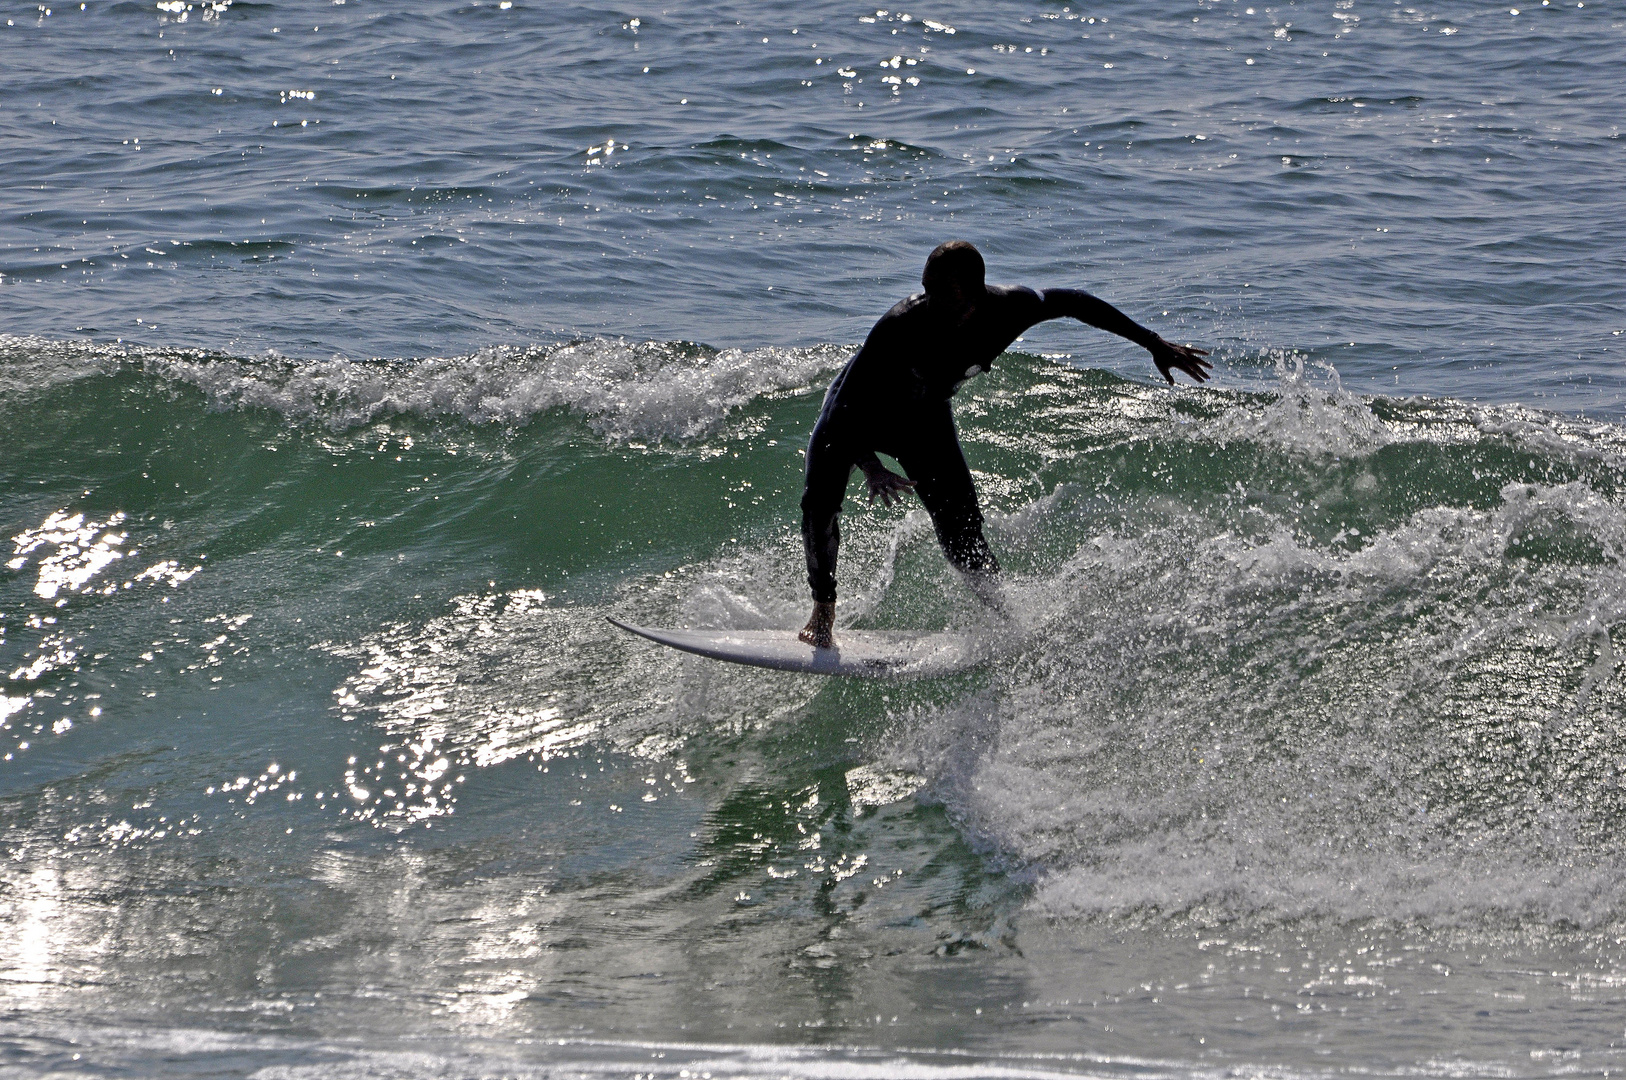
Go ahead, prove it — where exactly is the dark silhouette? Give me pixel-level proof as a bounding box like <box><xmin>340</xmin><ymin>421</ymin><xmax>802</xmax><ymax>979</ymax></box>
<box><xmin>799</xmin><ymin>240</ymin><xmax>1210</xmax><ymax>648</ymax></box>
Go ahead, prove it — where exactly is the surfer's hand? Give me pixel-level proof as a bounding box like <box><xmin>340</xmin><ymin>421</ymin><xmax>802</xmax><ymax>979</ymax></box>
<box><xmin>860</xmin><ymin>461</ymin><xmax>918</xmax><ymax>507</ymax></box>
<box><xmin>1149</xmin><ymin>337</ymin><xmax>1212</xmax><ymax>385</ymax></box>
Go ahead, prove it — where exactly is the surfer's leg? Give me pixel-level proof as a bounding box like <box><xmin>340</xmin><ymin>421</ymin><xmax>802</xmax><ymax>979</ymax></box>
<box><xmin>800</xmin><ymin>439</ymin><xmax>852</xmax><ymax>604</ymax></box>
<box><xmin>800</xmin><ymin>429</ymin><xmax>854</xmax><ymax>646</ymax></box>
<box><xmin>892</xmin><ymin>419</ymin><xmax>1001</xmax><ymax>598</ymax></box>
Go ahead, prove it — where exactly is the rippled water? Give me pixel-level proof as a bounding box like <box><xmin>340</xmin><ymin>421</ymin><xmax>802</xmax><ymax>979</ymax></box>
<box><xmin>8</xmin><ymin>0</ymin><xmax>1625</xmax><ymax>407</ymax></box>
<box><xmin>5</xmin><ymin>2</ymin><xmax>1626</xmax><ymax>1078</ymax></box>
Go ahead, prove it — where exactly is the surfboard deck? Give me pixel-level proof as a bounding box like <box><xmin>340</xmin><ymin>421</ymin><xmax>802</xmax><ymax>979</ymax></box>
<box><xmin>608</xmin><ymin>617</ymin><xmax>984</xmax><ymax>679</ymax></box>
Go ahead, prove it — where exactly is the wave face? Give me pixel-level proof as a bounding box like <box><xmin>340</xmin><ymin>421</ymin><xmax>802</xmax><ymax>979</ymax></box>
<box><xmin>7</xmin><ymin>338</ymin><xmax>1626</xmax><ymax>1076</ymax></box>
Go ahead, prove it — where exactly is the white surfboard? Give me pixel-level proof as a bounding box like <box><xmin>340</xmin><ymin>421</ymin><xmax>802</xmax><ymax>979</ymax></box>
<box><xmin>608</xmin><ymin>617</ymin><xmax>984</xmax><ymax>679</ymax></box>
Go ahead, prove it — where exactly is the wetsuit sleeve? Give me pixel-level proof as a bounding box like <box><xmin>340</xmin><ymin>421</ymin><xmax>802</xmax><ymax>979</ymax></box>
<box><xmin>1034</xmin><ymin>288</ymin><xmax>1161</xmax><ymax>350</ymax></box>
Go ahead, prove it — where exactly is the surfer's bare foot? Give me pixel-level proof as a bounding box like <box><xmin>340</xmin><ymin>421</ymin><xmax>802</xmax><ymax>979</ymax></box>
<box><xmin>799</xmin><ymin>601</ymin><xmax>836</xmax><ymax>649</ymax></box>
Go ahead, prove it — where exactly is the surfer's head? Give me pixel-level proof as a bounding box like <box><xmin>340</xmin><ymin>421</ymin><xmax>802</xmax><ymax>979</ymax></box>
<box><xmin>922</xmin><ymin>240</ymin><xmax>986</xmax><ymax>301</ymax></box>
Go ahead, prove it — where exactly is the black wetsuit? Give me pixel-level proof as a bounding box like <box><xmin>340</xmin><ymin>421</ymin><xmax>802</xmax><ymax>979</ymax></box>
<box><xmin>801</xmin><ymin>285</ymin><xmax>1161</xmax><ymax>603</ymax></box>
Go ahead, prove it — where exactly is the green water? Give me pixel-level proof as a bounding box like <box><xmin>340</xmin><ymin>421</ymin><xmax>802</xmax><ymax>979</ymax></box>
<box><xmin>6</xmin><ymin>340</ymin><xmax>1626</xmax><ymax>1077</ymax></box>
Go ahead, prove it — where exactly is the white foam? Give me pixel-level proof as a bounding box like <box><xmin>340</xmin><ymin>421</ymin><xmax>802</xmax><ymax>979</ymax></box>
<box><xmin>148</xmin><ymin>339</ymin><xmax>850</xmax><ymax>440</ymax></box>
<box><xmin>1201</xmin><ymin>351</ymin><xmax>1393</xmax><ymax>457</ymax></box>
<box><xmin>888</xmin><ymin>475</ymin><xmax>1626</xmax><ymax>929</ymax></box>
<box><xmin>0</xmin><ymin>334</ymin><xmax>124</xmax><ymax>397</ymax></box>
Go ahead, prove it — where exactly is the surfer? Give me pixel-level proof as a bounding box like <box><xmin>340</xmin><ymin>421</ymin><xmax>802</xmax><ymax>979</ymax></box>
<box><xmin>799</xmin><ymin>240</ymin><xmax>1211</xmax><ymax>649</ymax></box>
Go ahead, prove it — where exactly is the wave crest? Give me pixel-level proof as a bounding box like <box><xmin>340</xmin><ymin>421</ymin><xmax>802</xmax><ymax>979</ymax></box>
<box><xmin>0</xmin><ymin>335</ymin><xmax>850</xmax><ymax>441</ymax></box>
<box><xmin>149</xmin><ymin>338</ymin><xmax>850</xmax><ymax>440</ymax></box>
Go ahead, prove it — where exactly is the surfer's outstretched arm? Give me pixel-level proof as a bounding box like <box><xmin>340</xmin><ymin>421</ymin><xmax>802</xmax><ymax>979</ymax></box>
<box><xmin>1035</xmin><ymin>288</ymin><xmax>1212</xmax><ymax>385</ymax></box>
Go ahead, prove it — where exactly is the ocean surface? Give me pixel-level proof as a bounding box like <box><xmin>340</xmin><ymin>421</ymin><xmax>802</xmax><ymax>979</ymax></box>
<box><xmin>4</xmin><ymin>1</ymin><xmax>1626</xmax><ymax>1077</ymax></box>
